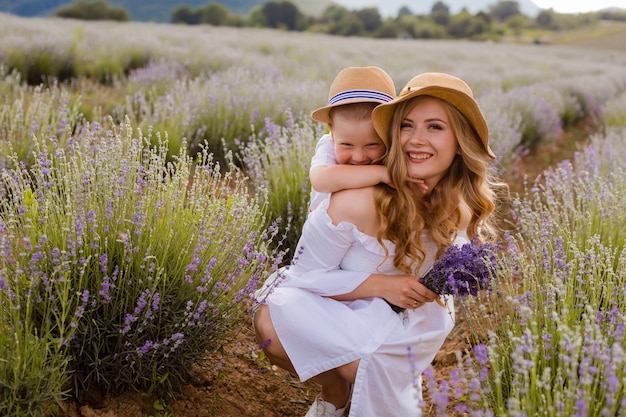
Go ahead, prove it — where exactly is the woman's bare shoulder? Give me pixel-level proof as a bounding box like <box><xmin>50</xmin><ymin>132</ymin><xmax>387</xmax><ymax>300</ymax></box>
<box><xmin>327</xmin><ymin>187</ymin><xmax>377</xmax><ymax>228</ymax></box>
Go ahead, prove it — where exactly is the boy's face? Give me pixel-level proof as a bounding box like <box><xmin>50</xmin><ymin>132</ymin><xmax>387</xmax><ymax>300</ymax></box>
<box><xmin>330</xmin><ymin>112</ymin><xmax>386</xmax><ymax>165</ymax></box>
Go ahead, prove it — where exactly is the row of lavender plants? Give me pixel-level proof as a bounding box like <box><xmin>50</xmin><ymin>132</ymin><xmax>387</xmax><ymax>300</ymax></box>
<box><xmin>0</xmin><ymin>119</ymin><xmax>286</xmax><ymax>414</ymax></box>
<box><xmin>422</xmin><ymin>127</ymin><xmax>626</xmax><ymax>416</ymax></box>
<box><xmin>1</xmin><ymin>12</ymin><xmax>626</xmax><ymax>415</ymax></box>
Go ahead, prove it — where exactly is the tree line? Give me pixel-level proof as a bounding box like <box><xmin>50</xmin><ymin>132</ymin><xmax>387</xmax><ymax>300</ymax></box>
<box><xmin>56</xmin><ymin>0</ymin><xmax>626</xmax><ymax>40</ymax></box>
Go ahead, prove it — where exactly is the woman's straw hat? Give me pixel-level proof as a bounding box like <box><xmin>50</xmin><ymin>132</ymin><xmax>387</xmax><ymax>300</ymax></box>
<box><xmin>371</xmin><ymin>72</ymin><xmax>495</xmax><ymax>159</ymax></box>
<box><xmin>311</xmin><ymin>66</ymin><xmax>396</xmax><ymax>124</ymax></box>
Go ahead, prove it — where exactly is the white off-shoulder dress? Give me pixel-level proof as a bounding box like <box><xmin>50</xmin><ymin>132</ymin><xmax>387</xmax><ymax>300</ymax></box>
<box><xmin>256</xmin><ymin>197</ymin><xmax>466</xmax><ymax>417</ymax></box>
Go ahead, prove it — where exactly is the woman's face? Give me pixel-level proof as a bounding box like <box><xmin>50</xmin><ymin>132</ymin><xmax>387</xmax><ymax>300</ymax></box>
<box><xmin>399</xmin><ymin>97</ymin><xmax>458</xmax><ymax>189</ymax></box>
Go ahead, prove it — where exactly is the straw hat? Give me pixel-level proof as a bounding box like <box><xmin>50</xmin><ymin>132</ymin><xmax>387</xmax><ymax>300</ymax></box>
<box><xmin>371</xmin><ymin>72</ymin><xmax>495</xmax><ymax>159</ymax></box>
<box><xmin>311</xmin><ymin>66</ymin><xmax>396</xmax><ymax>124</ymax></box>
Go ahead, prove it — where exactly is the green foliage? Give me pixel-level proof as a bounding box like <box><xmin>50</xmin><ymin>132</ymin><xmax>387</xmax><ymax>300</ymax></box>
<box><xmin>316</xmin><ymin>5</ymin><xmax>366</xmax><ymax>37</ymax></box>
<box><xmin>259</xmin><ymin>1</ymin><xmax>308</xmax><ymax>31</ymax></box>
<box><xmin>447</xmin><ymin>10</ymin><xmax>489</xmax><ymax>38</ymax></box>
<box><xmin>0</xmin><ymin>73</ymin><xmax>86</xmax><ymax>165</ymax></box>
<box><xmin>545</xmin><ymin>11</ymin><xmax>599</xmax><ymax>30</ymax></box>
<box><xmin>375</xmin><ymin>19</ymin><xmax>401</xmax><ymax>38</ymax></box>
<box><xmin>5</xmin><ymin>45</ymin><xmax>77</xmax><ymax>86</ymax></box>
<box><xmin>601</xmin><ymin>93</ymin><xmax>626</xmax><ymax>127</ymax></box>
<box><xmin>431</xmin><ymin>1</ymin><xmax>450</xmax><ymax>26</ymax></box>
<box><xmin>171</xmin><ymin>5</ymin><xmax>200</xmax><ymax>24</ymax></box>
<box><xmin>0</xmin><ymin>184</ymin><xmax>85</xmax><ymax>415</ymax></box>
<box><xmin>0</xmin><ymin>23</ymin><xmax>153</xmax><ymax>86</ymax></box>
<box><xmin>0</xmin><ymin>327</ymin><xmax>70</xmax><ymax>416</ymax></box>
<box><xmin>536</xmin><ymin>9</ymin><xmax>554</xmax><ymax>28</ymax></box>
<box><xmin>355</xmin><ymin>7</ymin><xmax>382</xmax><ymax>33</ymax></box>
<box><xmin>171</xmin><ymin>2</ymin><xmax>244</xmax><ymax>26</ymax></box>
<box><xmin>201</xmin><ymin>2</ymin><xmax>231</xmax><ymax>26</ymax></box>
<box><xmin>56</xmin><ymin>0</ymin><xmax>130</xmax><ymax>21</ymax></box>
<box><xmin>505</xmin><ymin>14</ymin><xmax>527</xmax><ymax>36</ymax></box>
<box><xmin>488</xmin><ymin>0</ymin><xmax>521</xmax><ymax>22</ymax></box>
<box><xmin>407</xmin><ymin>17</ymin><xmax>449</xmax><ymax>39</ymax></box>
<box><xmin>599</xmin><ymin>10</ymin><xmax>626</xmax><ymax>22</ymax></box>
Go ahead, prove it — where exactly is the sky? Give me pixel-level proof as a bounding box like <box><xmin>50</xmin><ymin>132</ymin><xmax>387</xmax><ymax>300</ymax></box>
<box><xmin>532</xmin><ymin>0</ymin><xmax>626</xmax><ymax>13</ymax></box>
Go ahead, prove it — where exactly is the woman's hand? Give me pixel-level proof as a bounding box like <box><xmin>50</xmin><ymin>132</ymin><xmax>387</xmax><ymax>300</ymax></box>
<box><xmin>331</xmin><ymin>272</ymin><xmax>440</xmax><ymax>309</ymax></box>
<box><xmin>380</xmin><ymin>274</ymin><xmax>439</xmax><ymax>310</ymax></box>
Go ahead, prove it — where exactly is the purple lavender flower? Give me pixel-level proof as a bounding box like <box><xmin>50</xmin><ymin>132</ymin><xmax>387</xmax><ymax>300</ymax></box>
<box><xmin>420</xmin><ymin>239</ymin><xmax>500</xmax><ymax>298</ymax></box>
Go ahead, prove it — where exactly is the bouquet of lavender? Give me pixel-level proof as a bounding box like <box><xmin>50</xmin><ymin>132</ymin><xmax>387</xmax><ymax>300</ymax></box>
<box><xmin>420</xmin><ymin>239</ymin><xmax>500</xmax><ymax>298</ymax></box>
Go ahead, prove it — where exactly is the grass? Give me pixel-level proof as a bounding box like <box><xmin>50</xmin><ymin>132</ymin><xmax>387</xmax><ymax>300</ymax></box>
<box><xmin>549</xmin><ymin>20</ymin><xmax>626</xmax><ymax>47</ymax></box>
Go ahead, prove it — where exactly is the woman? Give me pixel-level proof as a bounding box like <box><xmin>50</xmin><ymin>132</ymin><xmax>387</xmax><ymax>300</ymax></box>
<box><xmin>254</xmin><ymin>72</ymin><xmax>501</xmax><ymax>417</ymax></box>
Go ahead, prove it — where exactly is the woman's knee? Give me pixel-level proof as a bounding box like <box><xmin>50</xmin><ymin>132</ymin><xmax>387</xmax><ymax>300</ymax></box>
<box><xmin>253</xmin><ymin>305</ymin><xmax>293</xmax><ymax>369</ymax></box>
<box><xmin>253</xmin><ymin>305</ymin><xmax>274</xmax><ymax>345</ymax></box>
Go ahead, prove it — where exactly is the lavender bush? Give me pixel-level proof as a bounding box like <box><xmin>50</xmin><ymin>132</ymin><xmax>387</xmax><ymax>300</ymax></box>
<box><xmin>420</xmin><ymin>128</ymin><xmax>626</xmax><ymax>416</ymax></box>
<box><xmin>0</xmin><ymin>67</ymin><xmax>85</xmax><ymax>166</ymax></box>
<box><xmin>237</xmin><ymin>109</ymin><xmax>326</xmax><ymax>249</ymax></box>
<box><xmin>0</xmin><ymin>117</ymin><xmax>284</xmax><ymax>411</ymax></box>
<box><xmin>113</xmin><ymin>64</ymin><xmax>325</xmax><ymax>164</ymax></box>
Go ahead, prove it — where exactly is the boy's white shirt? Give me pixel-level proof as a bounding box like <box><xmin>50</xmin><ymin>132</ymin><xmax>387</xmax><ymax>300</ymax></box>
<box><xmin>308</xmin><ymin>133</ymin><xmax>336</xmax><ymax>212</ymax></box>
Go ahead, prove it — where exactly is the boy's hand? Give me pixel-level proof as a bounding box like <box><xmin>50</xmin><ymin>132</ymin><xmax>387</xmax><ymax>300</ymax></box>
<box><xmin>381</xmin><ymin>170</ymin><xmax>428</xmax><ymax>194</ymax></box>
<box><xmin>407</xmin><ymin>178</ymin><xmax>428</xmax><ymax>194</ymax></box>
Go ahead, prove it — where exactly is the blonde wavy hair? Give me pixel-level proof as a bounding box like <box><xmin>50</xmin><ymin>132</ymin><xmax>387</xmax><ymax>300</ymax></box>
<box><xmin>374</xmin><ymin>95</ymin><xmax>502</xmax><ymax>275</ymax></box>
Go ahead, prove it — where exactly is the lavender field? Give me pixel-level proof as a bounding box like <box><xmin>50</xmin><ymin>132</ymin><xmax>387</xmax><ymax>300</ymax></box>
<box><xmin>0</xmin><ymin>12</ymin><xmax>625</xmax><ymax>416</ymax></box>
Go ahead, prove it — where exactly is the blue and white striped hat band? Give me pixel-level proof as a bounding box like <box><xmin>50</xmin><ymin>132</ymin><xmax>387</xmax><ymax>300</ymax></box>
<box><xmin>328</xmin><ymin>89</ymin><xmax>394</xmax><ymax>105</ymax></box>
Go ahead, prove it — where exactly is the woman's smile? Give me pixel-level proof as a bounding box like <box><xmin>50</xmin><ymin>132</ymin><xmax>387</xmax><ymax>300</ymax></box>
<box><xmin>407</xmin><ymin>151</ymin><xmax>432</xmax><ymax>161</ymax></box>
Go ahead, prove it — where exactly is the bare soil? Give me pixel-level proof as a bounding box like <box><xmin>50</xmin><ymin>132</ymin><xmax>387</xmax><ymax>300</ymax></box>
<box><xmin>59</xmin><ymin>317</ymin><xmax>472</xmax><ymax>417</ymax></box>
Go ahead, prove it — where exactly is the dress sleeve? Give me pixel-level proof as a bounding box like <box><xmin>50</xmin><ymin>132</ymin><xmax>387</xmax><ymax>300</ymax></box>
<box><xmin>309</xmin><ymin>134</ymin><xmax>336</xmax><ymax>173</ymax></box>
<box><xmin>279</xmin><ymin>202</ymin><xmax>372</xmax><ymax>296</ymax></box>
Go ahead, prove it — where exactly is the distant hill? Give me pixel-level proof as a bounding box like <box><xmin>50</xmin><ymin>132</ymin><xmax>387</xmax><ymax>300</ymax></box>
<box><xmin>0</xmin><ymin>0</ymin><xmax>333</xmax><ymax>22</ymax></box>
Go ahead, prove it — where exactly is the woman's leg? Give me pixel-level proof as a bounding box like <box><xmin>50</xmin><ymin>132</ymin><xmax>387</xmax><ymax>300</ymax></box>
<box><xmin>311</xmin><ymin>368</ymin><xmax>354</xmax><ymax>409</ymax></box>
<box><xmin>253</xmin><ymin>304</ymin><xmax>297</xmax><ymax>374</ymax></box>
<box><xmin>253</xmin><ymin>304</ymin><xmax>356</xmax><ymax>409</ymax></box>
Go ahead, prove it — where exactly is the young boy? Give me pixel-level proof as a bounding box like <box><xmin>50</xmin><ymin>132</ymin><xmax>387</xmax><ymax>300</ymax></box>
<box><xmin>308</xmin><ymin>66</ymin><xmax>397</xmax><ymax>212</ymax></box>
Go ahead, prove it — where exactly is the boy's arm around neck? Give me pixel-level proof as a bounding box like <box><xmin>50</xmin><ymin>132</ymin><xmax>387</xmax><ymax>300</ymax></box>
<box><xmin>310</xmin><ymin>164</ymin><xmax>388</xmax><ymax>193</ymax></box>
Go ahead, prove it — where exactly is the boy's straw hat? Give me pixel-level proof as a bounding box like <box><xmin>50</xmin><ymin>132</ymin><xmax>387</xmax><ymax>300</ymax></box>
<box><xmin>371</xmin><ymin>72</ymin><xmax>495</xmax><ymax>159</ymax></box>
<box><xmin>311</xmin><ymin>66</ymin><xmax>396</xmax><ymax>124</ymax></box>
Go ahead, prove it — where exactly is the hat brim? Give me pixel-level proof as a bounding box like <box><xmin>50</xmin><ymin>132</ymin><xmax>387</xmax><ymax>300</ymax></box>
<box><xmin>372</xmin><ymin>86</ymin><xmax>496</xmax><ymax>159</ymax></box>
